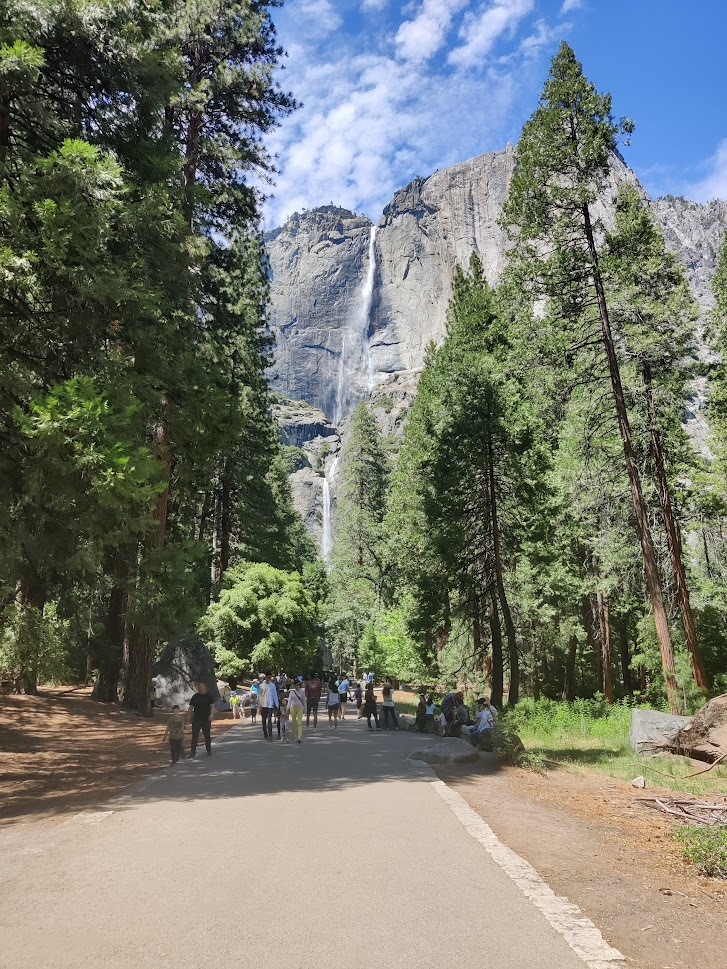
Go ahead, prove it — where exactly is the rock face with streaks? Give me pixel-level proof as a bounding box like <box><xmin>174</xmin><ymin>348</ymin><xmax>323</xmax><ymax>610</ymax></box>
<box><xmin>266</xmin><ymin>148</ymin><xmax>727</xmax><ymax>541</ymax></box>
<box><xmin>266</xmin><ymin>148</ymin><xmax>726</xmax><ymax>431</ymax></box>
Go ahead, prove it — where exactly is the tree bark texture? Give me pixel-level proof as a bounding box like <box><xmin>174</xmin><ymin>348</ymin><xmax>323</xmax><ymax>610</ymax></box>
<box><xmin>487</xmin><ymin>430</ymin><xmax>519</xmax><ymax>705</ymax></box>
<box><xmin>582</xmin><ymin>204</ymin><xmax>679</xmax><ymax>713</ymax></box>
<box><xmin>618</xmin><ymin>615</ymin><xmax>633</xmax><ymax>696</ymax></box>
<box><xmin>643</xmin><ymin>362</ymin><xmax>708</xmax><ymax>689</ymax></box>
<box><xmin>563</xmin><ymin>632</ymin><xmax>578</xmax><ymax>701</ymax></box>
<box><xmin>489</xmin><ymin>590</ymin><xmax>504</xmax><ymax>709</ymax></box>
<box><xmin>596</xmin><ymin>590</ymin><xmax>615</xmax><ymax>703</ymax></box>
<box><xmin>123</xmin><ymin>422</ymin><xmax>171</xmax><ymax>715</ymax></box>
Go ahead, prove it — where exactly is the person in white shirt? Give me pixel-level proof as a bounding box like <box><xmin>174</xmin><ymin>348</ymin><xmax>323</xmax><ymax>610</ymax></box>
<box><xmin>287</xmin><ymin>677</ymin><xmax>307</xmax><ymax>744</ymax></box>
<box><xmin>461</xmin><ymin>697</ymin><xmax>498</xmax><ymax>745</ymax></box>
<box><xmin>327</xmin><ymin>676</ymin><xmax>340</xmax><ymax>728</ymax></box>
<box><xmin>337</xmin><ymin>674</ymin><xmax>350</xmax><ymax>720</ymax></box>
<box><xmin>258</xmin><ymin>672</ymin><xmax>279</xmax><ymax>740</ymax></box>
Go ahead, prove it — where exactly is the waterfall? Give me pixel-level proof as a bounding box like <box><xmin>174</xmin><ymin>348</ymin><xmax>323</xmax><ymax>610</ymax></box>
<box><xmin>321</xmin><ymin>455</ymin><xmax>339</xmax><ymax>561</ymax></box>
<box><xmin>332</xmin><ymin>225</ymin><xmax>377</xmax><ymax>426</ymax></box>
<box><xmin>359</xmin><ymin>226</ymin><xmax>377</xmax><ymax>391</ymax></box>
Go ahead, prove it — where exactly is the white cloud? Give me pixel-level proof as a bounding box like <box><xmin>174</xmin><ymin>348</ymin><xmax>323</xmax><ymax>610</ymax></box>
<box><xmin>688</xmin><ymin>139</ymin><xmax>727</xmax><ymax>202</ymax></box>
<box><xmin>560</xmin><ymin>0</ymin><xmax>582</xmax><ymax>13</ymax></box>
<box><xmin>293</xmin><ymin>0</ymin><xmax>342</xmax><ymax>38</ymax></box>
<box><xmin>396</xmin><ymin>0</ymin><xmax>470</xmax><ymax>63</ymax></box>
<box><xmin>261</xmin><ymin>0</ymin><xmax>568</xmax><ymax>227</ymax></box>
<box><xmin>361</xmin><ymin>0</ymin><xmax>389</xmax><ymax>10</ymax></box>
<box><xmin>449</xmin><ymin>0</ymin><xmax>535</xmax><ymax>69</ymax></box>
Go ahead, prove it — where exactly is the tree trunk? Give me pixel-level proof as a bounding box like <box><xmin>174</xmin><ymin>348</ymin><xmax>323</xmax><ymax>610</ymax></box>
<box><xmin>582</xmin><ymin>204</ymin><xmax>678</xmax><ymax>713</ymax></box>
<box><xmin>92</xmin><ymin>576</ymin><xmax>127</xmax><ymax>703</ymax></box>
<box><xmin>489</xmin><ymin>590</ymin><xmax>504</xmax><ymax>709</ymax></box>
<box><xmin>531</xmin><ymin>634</ymin><xmax>540</xmax><ymax>701</ymax></box>
<box><xmin>210</xmin><ymin>487</ymin><xmax>222</xmax><ymax>601</ymax></box>
<box><xmin>563</xmin><ymin>632</ymin><xmax>578</xmax><ymax>700</ymax></box>
<box><xmin>643</xmin><ymin>362</ymin><xmax>708</xmax><ymax>689</ymax></box>
<box><xmin>220</xmin><ymin>456</ymin><xmax>232</xmax><ymax>580</ymax></box>
<box><xmin>123</xmin><ymin>422</ymin><xmax>171</xmax><ymax>715</ymax></box>
<box><xmin>198</xmin><ymin>489</ymin><xmax>212</xmax><ymax>543</ymax></box>
<box><xmin>618</xmin><ymin>615</ymin><xmax>633</xmax><ymax>696</ymax></box>
<box><xmin>596</xmin><ymin>590</ymin><xmax>615</xmax><ymax>703</ymax></box>
<box><xmin>487</xmin><ymin>431</ymin><xmax>518</xmax><ymax>705</ymax></box>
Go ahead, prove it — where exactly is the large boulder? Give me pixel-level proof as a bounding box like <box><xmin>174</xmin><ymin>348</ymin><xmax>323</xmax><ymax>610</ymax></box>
<box><xmin>672</xmin><ymin>694</ymin><xmax>727</xmax><ymax>762</ymax></box>
<box><xmin>409</xmin><ymin>738</ymin><xmax>479</xmax><ymax>765</ymax></box>
<box><xmin>629</xmin><ymin>708</ymin><xmax>692</xmax><ymax>755</ymax></box>
<box><xmin>397</xmin><ymin>714</ymin><xmax>416</xmax><ymax>731</ymax></box>
<box><xmin>152</xmin><ymin>633</ymin><xmax>220</xmax><ymax>710</ymax></box>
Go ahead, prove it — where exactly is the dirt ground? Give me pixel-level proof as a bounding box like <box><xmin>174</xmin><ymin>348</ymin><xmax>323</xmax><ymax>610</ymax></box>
<box><xmin>0</xmin><ymin>687</ymin><xmax>235</xmax><ymax>826</ymax></box>
<box><xmin>440</xmin><ymin>760</ymin><xmax>726</xmax><ymax>969</ymax></box>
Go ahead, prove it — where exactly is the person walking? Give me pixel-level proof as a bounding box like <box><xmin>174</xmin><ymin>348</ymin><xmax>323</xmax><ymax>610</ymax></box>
<box><xmin>287</xmin><ymin>677</ymin><xmax>307</xmax><ymax>744</ymax></box>
<box><xmin>338</xmin><ymin>673</ymin><xmax>350</xmax><ymax>720</ymax></box>
<box><xmin>187</xmin><ymin>681</ymin><xmax>215</xmax><ymax>756</ymax></box>
<box><xmin>381</xmin><ymin>680</ymin><xmax>398</xmax><ymax>730</ymax></box>
<box><xmin>258</xmin><ymin>672</ymin><xmax>279</xmax><ymax>740</ymax></box>
<box><xmin>162</xmin><ymin>704</ymin><xmax>186</xmax><ymax>763</ymax></box>
<box><xmin>363</xmin><ymin>681</ymin><xmax>379</xmax><ymax>730</ymax></box>
<box><xmin>305</xmin><ymin>672</ymin><xmax>322</xmax><ymax>728</ymax></box>
<box><xmin>327</xmin><ymin>675</ymin><xmax>340</xmax><ymax>728</ymax></box>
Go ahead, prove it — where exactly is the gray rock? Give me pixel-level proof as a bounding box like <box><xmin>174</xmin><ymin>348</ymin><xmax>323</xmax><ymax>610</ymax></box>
<box><xmin>409</xmin><ymin>738</ymin><xmax>479</xmax><ymax>765</ymax></box>
<box><xmin>152</xmin><ymin>633</ymin><xmax>220</xmax><ymax>711</ymax></box>
<box><xmin>266</xmin><ymin>148</ymin><xmax>726</xmax><ymax>440</ymax></box>
<box><xmin>397</xmin><ymin>714</ymin><xmax>416</xmax><ymax>731</ymax></box>
<box><xmin>629</xmin><ymin>709</ymin><xmax>693</xmax><ymax>756</ymax></box>
<box><xmin>631</xmin><ymin>775</ymin><xmax>646</xmax><ymax>789</ymax></box>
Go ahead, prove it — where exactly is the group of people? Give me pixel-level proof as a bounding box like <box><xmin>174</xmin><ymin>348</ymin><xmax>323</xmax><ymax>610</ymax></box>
<box><xmin>163</xmin><ymin>673</ymin><xmax>404</xmax><ymax>762</ymax></box>
<box><xmin>161</xmin><ymin>676</ymin><xmax>496</xmax><ymax>763</ymax></box>
<box><xmin>437</xmin><ymin>691</ymin><xmax>498</xmax><ymax>745</ymax></box>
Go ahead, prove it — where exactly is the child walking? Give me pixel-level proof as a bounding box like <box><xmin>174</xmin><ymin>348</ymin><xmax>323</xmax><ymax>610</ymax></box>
<box><xmin>279</xmin><ymin>697</ymin><xmax>290</xmax><ymax>742</ymax></box>
<box><xmin>163</xmin><ymin>704</ymin><xmax>185</xmax><ymax>764</ymax></box>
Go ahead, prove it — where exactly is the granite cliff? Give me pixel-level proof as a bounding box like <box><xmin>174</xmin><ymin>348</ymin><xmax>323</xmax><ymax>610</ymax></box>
<box><xmin>265</xmin><ymin>147</ymin><xmax>727</xmax><ymax>545</ymax></box>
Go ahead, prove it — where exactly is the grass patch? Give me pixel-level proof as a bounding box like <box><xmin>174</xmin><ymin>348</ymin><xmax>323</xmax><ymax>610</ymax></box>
<box><xmin>672</xmin><ymin>825</ymin><xmax>727</xmax><ymax>878</ymax></box>
<box><xmin>506</xmin><ymin>698</ymin><xmax>727</xmax><ymax>797</ymax></box>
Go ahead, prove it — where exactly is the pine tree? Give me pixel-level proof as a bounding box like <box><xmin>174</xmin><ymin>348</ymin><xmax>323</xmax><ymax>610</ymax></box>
<box><xmin>604</xmin><ymin>183</ymin><xmax>708</xmax><ymax>688</ymax></box>
<box><xmin>327</xmin><ymin>403</ymin><xmax>390</xmax><ymax>670</ymax></box>
<box><xmin>503</xmin><ymin>42</ymin><xmax>681</xmax><ymax>712</ymax></box>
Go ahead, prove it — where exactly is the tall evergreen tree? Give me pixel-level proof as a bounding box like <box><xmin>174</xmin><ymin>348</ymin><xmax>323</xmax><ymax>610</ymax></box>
<box><xmin>503</xmin><ymin>41</ymin><xmax>681</xmax><ymax>711</ymax></box>
<box><xmin>327</xmin><ymin>403</ymin><xmax>390</xmax><ymax>670</ymax></box>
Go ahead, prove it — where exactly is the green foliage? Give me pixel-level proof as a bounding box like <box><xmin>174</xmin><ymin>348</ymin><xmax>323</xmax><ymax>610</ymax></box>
<box><xmin>327</xmin><ymin>403</ymin><xmax>390</xmax><ymax>667</ymax></box>
<box><xmin>0</xmin><ymin>1</ymin><xmax>308</xmax><ymax>704</ymax></box>
<box><xmin>0</xmin><ymin>603</ymin><xmax>74</xmax><ymax>689</ymax></box>
<box><xmin>672</xmin><ymin>826</ymin><xmax>727</xmax><ymax>879</ymax></box>
<box><xmin>198</xmin><ymin>562</ymin><xmax>321</xmax><ymax>675</ymax></box>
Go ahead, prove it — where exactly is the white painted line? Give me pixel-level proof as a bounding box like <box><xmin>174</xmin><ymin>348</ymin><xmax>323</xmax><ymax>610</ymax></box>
<box><xmin>408</xmin><ymin>759</ymin><xmax>625</xmax><ymax>969</ymax></box>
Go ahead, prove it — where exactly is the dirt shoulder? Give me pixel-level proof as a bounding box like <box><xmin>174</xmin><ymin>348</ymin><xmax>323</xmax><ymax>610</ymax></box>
<box><xmin>439</xmin><ymin>760</ymin><xmax>726</xmax><ymax>969</ymax></box>
<box><xmin>0</xmin><ymin>687</ymin><xmax>235</xmax><ymax>827</ymax></box>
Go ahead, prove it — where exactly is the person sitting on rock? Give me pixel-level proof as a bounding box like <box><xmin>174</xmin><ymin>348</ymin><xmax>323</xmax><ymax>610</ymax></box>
<box><xmin>461</xmin><ymin>697</ymin><xmax>498</xmax><ymax>747</ymax></box>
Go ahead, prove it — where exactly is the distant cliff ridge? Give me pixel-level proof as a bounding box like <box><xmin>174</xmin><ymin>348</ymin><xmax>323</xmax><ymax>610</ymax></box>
<box><xmin>266</xmin><ymin>147</ymin><xmax>727</xmax><ymax>433</ymax></box>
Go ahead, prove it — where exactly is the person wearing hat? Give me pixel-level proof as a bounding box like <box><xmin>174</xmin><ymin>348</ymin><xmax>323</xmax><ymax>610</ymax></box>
<box><xmin>258</xmin><ymin>672</ymin><xmax>279</xmax><ymax>740</ymax></box>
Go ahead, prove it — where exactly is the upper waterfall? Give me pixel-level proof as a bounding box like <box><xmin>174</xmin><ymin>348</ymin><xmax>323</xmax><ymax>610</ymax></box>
<box><xmin>332</xmin><ymin>224</ymin><xmax>378</xmax><ymax>426</ymax></box>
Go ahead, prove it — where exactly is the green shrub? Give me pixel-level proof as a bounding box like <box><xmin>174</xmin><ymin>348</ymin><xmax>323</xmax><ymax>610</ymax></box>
<box><xmin>672</xmin><ymin>825</ymin><xmax>727</xmax><ymax>879</ymax></box>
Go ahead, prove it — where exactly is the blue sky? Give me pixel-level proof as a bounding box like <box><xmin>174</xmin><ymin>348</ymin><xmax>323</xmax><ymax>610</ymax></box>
<box><xmin>262</xmin><ymin>0</ymin><xmax>727</xmax><ymax>227</ymax></box>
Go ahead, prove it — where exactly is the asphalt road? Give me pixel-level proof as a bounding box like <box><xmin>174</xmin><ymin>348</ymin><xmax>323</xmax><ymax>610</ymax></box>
<box><xmin>0</xmin><ymin>715</ymin><xmax>590</xmax><ymax>968</ymax></box>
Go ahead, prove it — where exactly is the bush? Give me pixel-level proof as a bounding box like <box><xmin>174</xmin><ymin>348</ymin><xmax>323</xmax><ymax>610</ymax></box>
<box><xmin>672</xmin><ymin>825</ymin><xmax>727</xmax><ymax>879</ymax></box>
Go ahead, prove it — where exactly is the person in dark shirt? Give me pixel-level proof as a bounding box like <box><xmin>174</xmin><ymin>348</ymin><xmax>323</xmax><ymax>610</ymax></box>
<box><xmin>187</xmin><ymin>681</ymin><xmax>215</xmax><ymax>756</ymax></box>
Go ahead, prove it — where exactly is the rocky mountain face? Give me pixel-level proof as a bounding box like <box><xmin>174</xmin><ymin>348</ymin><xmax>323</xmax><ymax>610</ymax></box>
<box><xmin>266</xmin><ymin>147</ymin><xmax>727</xmax><ymax>544</ymax></box>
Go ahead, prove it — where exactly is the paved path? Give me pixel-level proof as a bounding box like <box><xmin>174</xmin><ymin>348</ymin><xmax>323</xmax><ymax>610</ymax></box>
<box><xmin>1</xmin><ymin>717</ymin><xmax>594</xmax><ymax>969</ymax></box>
